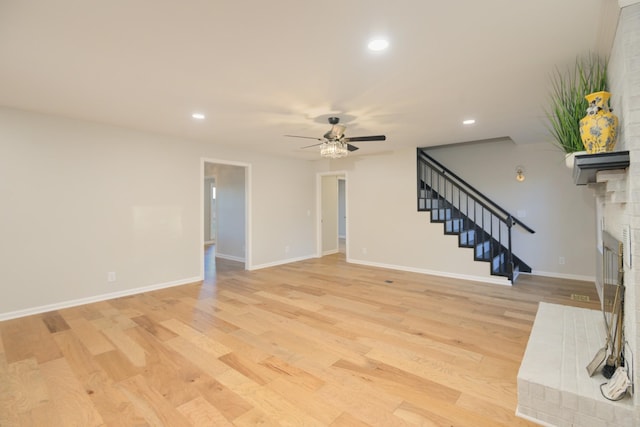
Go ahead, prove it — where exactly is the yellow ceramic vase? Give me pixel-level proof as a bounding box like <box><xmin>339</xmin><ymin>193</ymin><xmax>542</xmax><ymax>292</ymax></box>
<box><xmin>579</xmin><ymin>91</ymin><xmax>618</xmax><ymax>154</ymax></box>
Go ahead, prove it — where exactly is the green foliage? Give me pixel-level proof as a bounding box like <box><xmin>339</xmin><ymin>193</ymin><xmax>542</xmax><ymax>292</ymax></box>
<box><xmin>546</xmin><ymin>53</ymin><xmax>608</xmax><ymax>153</ymax></box>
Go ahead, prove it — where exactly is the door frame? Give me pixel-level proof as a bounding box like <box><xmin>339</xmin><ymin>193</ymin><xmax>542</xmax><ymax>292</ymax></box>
<box><xmin>200</xmin><ymin>158</ymin><xmax>252</xmax><ymax>277</ymax></box>
<box><xmin>316</xmin><ymin>171</ymin><xmax>348</xmax><ymax>258</ymax></box>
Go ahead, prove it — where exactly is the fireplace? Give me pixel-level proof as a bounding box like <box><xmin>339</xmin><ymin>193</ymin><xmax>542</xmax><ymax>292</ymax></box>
<box><xmin>593</xmin><ymin>231</ymin><xmax>632</xmax><ymax>391</ymax></box>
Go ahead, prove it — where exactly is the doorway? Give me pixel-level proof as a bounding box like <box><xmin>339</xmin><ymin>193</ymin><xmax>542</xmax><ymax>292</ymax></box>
<box><xmin>204</xmin><ymin>177</ymin><xmax>216</xmax><ymax>244</ymax></box>
<box><xmin>317</xmin><ymin>172</ymin><xmax>347</xmax><ymax>257</ymax></box>
<box><xmin>201</xmin><ymin>159</ymin><xmax>251</xmax><ymax>281</ymax></box>
<box><xmin>338</xmin><ymin>178</ymin><xmax>346</xmax><ymax>254</ymax></box>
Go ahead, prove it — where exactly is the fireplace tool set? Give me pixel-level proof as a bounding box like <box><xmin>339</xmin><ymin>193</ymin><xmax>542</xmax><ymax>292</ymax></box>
<box><xmin>586</xmin><ymin>233</ymin><xmax>632</xmax><ymax>401</ymax></box>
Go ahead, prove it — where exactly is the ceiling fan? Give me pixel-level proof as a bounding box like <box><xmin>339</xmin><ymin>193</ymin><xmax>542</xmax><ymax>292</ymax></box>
<box><xmin>285</xmin><ymin>117</ymin><xmax>386</xmax><ymax>158</ymax></box>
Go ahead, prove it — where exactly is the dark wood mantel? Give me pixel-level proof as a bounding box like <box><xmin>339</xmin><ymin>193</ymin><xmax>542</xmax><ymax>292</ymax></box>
<box><xmin>573</xmin><ymin>151</ymin><xmax>630</xmax><ymax>185</ymax></box>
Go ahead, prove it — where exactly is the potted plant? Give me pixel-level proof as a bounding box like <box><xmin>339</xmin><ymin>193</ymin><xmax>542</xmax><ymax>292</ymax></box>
<box><xmin>545</xmin><ymin>53</ymin><xmax>608</xmax><ymax>167</ymax></box>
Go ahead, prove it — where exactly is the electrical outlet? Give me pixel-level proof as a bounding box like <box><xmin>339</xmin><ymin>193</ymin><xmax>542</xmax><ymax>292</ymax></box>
<box><xmin>362</xmin><ymin>247</ymin><xmax>368</xmax><ymax>255</ymax></box>
<box><xmin>285</xmin><ymin>245</ymin><xmax>290</xmax><ymax>253</ymax></box>
<box><xmin>107</xmin><ymin>272</ymin><xmax>116</xmax><ymax>282</ymax></box>
<box><xmin>559</xmin><ymin>257</ymin><xmax>565</xmax><ymax>265</ymax></box>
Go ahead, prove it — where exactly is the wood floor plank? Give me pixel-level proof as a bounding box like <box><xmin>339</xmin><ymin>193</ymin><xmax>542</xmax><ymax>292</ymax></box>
<box><xmin>117</xmin><ymin>374</ymin><xmax>191</xmax><ymax>427</ymax></box>
<box><xmin>332</xmin><ymin>357</ymin><xmax>461</xmax><ymax>405</ymax></box>
<box><xmin>51</xmin><ymin>329</ymin><xmax>110</xmax><ymax>394</ymax></box>
<box><xmin>366</xmin><ymin>344</ymin><xmax>519</xmax><ymax>411</ymax></box>
<box><xmin>39</xmin><ymin>358</ymin><xmax>104</xmax><ymax>427</ymax></box>
<box><xmin>61</xmin><ymin>316</ymin><xmax>115</xmax><ymax>355</ymax></box>
<box><xmin>218</xmin><ymin>351</ymin><xmax>276</xmax><ymax>386</ymax></box>
<box><xmin>1</xmin><ymin>316</ymin><xmax>62</xmax><ymax>364</ymax></box>
<box><xmin>259</xmin><ymin>355</ymin><xmax>325</xmax><ymax>391</ymax></box>
<box><xmin>160</xmin><ymin>318</ymin><xmax>231</xmax><ymax>357</ymax></box>
<box><xmin>101</xmin><ymin>326</ymin><xmax>147</xmax><ymax>367</ymax></box>
<box><xmin>0</xmin><ymin>253</ymin><xmax>600</xmax><ymax>426</ymax></box>
<box><xmin>315</xmin><ymin>381</ymin><xmax>410</xmax><ymax>427</ymax></box>
<box><xmin>41</xmin><ymin>311</ymin><xmax>70</xmax><ymax>334</ymax></box>
<box><xmin>190</xmin><ymin>375</ymin><xmax>253</xmax><ymax>421</ymax></box>
<box><xmin>215</xmin><ymin>368</ymin><xmax>326</xmax><ymax>426</ymax></box>
<box><xmin>126</xmin><ymin>326</ymin><xmax>202</xmax><ymax>407</ymax></box>
<box><xmin>0</xmin><ymin>358</ymin><xmax>49</xmax><ymax>416</ymax></box>
<box><xmin>329</xmin><ymin>412</ymin><xmax>374</xmax><ymax>427</ymax></box>
<box><xmin>266</xmin><ymin>377</ymin><xmax>342</xmax><ymax>425</ymax></box>
<box><xmin>177</xmin><ymin>396</ymin><xmax>234</xmax><ymax>426</ymax></box>
<box><xmin>164</xmin><ymin>335</ymin><xmax>231</xmax><ymax>378</ymax></box>
<box><xmin>232</xmin><ymin>407</ymin><xmax>282</xmax><ymax>427</ymax></box>
<box><xmin>17</xmin><ymin>401</ymin><xmax>68</xmax><ymax>427</ymax></box>
<box><xmin>93</xmin><ymin>349</ymin><xmax>141</xmax><ymax>382</ymax></box>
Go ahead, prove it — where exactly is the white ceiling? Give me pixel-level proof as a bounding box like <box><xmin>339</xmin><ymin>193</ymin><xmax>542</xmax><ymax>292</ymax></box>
<box><xmin>0</xmin><ymin>0</ymin><xmax>618</xmax><ymax>159</ymax></box>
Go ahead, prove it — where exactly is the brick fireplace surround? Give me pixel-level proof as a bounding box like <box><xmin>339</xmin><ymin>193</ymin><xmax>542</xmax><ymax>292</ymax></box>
<box><xmin>517</xmin><ymin>2</ymin><xmax>640</xmax><ymax>426</ymax></box>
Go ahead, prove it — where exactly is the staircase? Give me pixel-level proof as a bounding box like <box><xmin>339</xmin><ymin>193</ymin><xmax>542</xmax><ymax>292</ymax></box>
<box><xmin>417</xmin><ymin>149</ymin><xmax>534</xmax><ymax>283</ymax></box>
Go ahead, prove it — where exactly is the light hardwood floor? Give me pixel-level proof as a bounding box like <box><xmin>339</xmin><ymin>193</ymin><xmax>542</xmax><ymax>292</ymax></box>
<box><xmin>0</xmin><ymin>253</ymin><xmax>599</xmax><ymax>426</ymax></box>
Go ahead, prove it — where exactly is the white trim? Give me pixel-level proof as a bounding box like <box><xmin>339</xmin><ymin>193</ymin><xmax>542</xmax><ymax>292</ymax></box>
<box><xmin>0</xmin><ymin>276</ymin><xmax>201</xmax><ymax>321</ymax></box>
<box><xmin>215</xmin><ymin>253</ymin><xmax>245</xmax><ymax>262</ymax></box>
<box><xmin>347</xmin><ymin>257</ymin><xmax>512</xmax><ymax>286</ymax></box>
<box><xmin>322</xmin><ymin>249</ymin><xmax>339</xmax><ymax>256</ymax></box>
<box><xmin>204</xmin><ymin>240</ymin><xmax>215</xmax><ymax>245</ymax></box>
<box><xmin>249</xmin><ymin>254</ymin><xmax>315</xmax><ymax>271</ymax></box>
<box><xmin>200</xmin><ymin>158</ymin><xmax>252</xmax><ymax>276</ymax></box>
<box><xmin>526</xmin><ymin>270</ymin><xmax>595</xmax><ymax>283</ymax></box>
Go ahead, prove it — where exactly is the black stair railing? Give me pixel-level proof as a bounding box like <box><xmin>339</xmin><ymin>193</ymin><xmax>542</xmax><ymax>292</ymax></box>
<box><xmin>417</xmin><ymin>148</ymin><xmax>535</xmax><ymax>281</ymax></box>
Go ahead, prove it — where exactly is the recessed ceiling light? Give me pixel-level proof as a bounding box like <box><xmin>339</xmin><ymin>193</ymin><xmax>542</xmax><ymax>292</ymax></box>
<box><xmin>463</xmin><ymin>119</ymin><xmax>476</xmax><ymax>125</ymax></box>
<box><xmin>192</xmin><ymin>113</ymin><xmax>205</xmax><ymax>120</ymax></box>
<box><xmin>368</xmin><ymin>39</ymin><xmax>389</xmax><ymax>51</ymax></box>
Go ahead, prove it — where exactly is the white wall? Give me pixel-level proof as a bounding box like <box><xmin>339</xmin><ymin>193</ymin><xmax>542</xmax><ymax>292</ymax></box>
<box><xmin>0</xmin><ymin>108</ymin><xmax>316</xmax><ymax>317</ymax></box>
<box><xmin>329</xmin><ymin>140</ymin><xmax>597</xmax><ymax>283</ymax></box>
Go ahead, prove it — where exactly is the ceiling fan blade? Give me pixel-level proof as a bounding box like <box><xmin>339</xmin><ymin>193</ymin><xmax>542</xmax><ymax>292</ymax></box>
<box><xmin>344</xmin><ymin>135</ymin><xmax>386</xmax><ymax>142</ymax></box>
<box><xmin>347</xmin><ymin>144</ymin><xmax>359</xmax><ymax>152</ymax></box>
<box><xmin>301</xmin><ymin>142</ymin><xmax>323</xmax><ymax>149</ymax></box>
<box><xmin>284</xmin><ymin>135</ymin><xmax>322</xmax><ymax>141</ymax></box>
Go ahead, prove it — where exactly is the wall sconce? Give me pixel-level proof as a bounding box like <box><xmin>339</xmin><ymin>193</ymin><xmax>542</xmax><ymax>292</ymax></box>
<box><xmin>515</xmin><ymin>165</ymin><xmax>525</xmax><ymax>182</ymax></box>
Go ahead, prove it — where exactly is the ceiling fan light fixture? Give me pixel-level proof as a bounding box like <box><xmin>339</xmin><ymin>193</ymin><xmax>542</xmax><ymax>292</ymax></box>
<box><xmin>320</xmin><ymin>140</ymin><xmax>348</xmax><ymax>158</ymax></box>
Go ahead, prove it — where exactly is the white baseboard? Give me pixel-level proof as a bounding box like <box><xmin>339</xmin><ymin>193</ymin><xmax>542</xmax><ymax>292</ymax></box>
<box><xmin>346</xmin><ymin>258</ymin><xmax>512</xmax><ymax>286</ymax></box>
<box><xmin>215</xmin><ymin>252</ymin><xmax>245</xmax><ymax>262</ymax></box>
<box><xmin>250</xmin><ymin>254</ymin><xmax>315</xmax><ymax>271</ymax></box>
<box><xmin>0</xmin><ymin>276</ymin><xmax>202</xmax><ymax>321</ymax></box>
<box><xmin>322</xmin><ymin>249</ymin><xmax>339</xmax><ymax>256</ymax></box>
<box><xmin>527</xmin><ymin>270</ymin><xmax>595</xmax><ymax>282</ymax></box>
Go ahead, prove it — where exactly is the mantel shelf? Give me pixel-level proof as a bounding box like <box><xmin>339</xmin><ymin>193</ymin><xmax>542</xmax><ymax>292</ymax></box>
<box><xmin>573</xmin><ymin>151</ymin><xmax>630</xmax><ymax>185</ymax></box>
